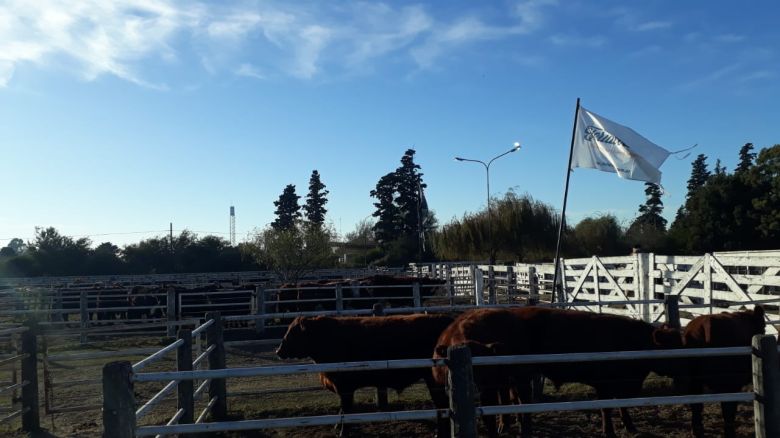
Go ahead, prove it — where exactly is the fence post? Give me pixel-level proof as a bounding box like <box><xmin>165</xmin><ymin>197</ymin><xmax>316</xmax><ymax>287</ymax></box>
<box><xmin>528</xmin><ymin>266</ymin><xmax>539</xmax><ymax>304</ymax></box>
<box><xmin>335</xmin><ymin>284</ymin><xmax>344</xmax><ymax>313</ymax></box>
<box><xmin>371</xmin><ymin>304</ymin><xmax>388</xmax><ymax>410</ymax></box>
<box><xmin>20</xmin><ymin>328</ymin><xmax>39</xmax><ymax>433</ymax></box>
<box><xmin>177</xmin><ymin>329</ymin><xmax>194</xmax><ymax>427</ymax></box>
<box><xmin>557</xmin><ymin>258</ymin><xmax>567</xmax><ymax>303</ymax></box>
<box><xmin>506</xmin><ymin>266</ymin><xmax>516</xmax><ymax>302</ymax></box>
<box><xmin>474</xmin><ymin>268</ymin><xmax>484</xmax><ymax>307</ymax></box>
<box><xmin>446</xmin><ymin>265</ymin><xmax>455</xmax><ymax>307</ymax></box>
<box><xmin>664</xmin><ymin>295</ymin><xmax>681</xmax><ymax>329</ymax></box>
<box><xmin>167</xmin><ymin>287</ymin><xmax>177</xmax><ymax>337</ymax></box>
<box><xmin>102</xmin><ymin>361</ymin><xmax>135</xmax><ymax>438</ymax></box>
<box><xmin>635</xmin><ymin>252</ymin><xmax>652</xmax><ymax>322</ymax></box>
<box><xmin>53</xmin><ymin>289</ymin><xmax>63</xmax><ymax>322</ymax></box>
<box><xmin>447</xmin><ymin>345</ymin><xmax>477</xmax><ymax>438</ymax></box>
<box><xmin>253</xmin><ymin>286</ymin><xmax>266</xmax><ymax>335</ymax></box>
<box><xmin>206</xmin><ymin>312</ymin><xmax>227</xmax><ymax>421</ymax></box>
<box><xmin>487</xmin><ymin>266</ymin><xmax>496</xmax><ymax>305</ymax></box>
<box><xmin>752</xmin><ymin>334</ymin><xmax>780</xmax><ymax>438</ymax></box>
<box><xmin>79</xmin><ymin>290</ymin><xmax>88</xmax><ymax>345</ymax></box>
<box><xmin>413</xmin><ymin>282</ymin><xmax>422</xmax><ymax>309</ymax></box>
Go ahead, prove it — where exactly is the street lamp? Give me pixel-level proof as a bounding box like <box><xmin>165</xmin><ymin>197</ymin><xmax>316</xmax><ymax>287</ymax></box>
<box><xmin>455</xmin><ymin>142</ymin><xmax>521</xmax><ymax>265</ymax></box>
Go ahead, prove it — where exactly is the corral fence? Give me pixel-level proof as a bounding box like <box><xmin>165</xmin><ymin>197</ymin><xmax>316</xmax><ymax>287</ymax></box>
<box><xmin>0</xmin><ymin>324</ymin><xmax>39</xmax><ymax>433</ymax></box>
<box><xmin>0</xmin><ymin>267</ymin><xmax>403</xmax><ymax>289</ymax></box>
<box><xmin>412</xmin><ymin>250</ymin><xmax>780</xmax><ymax>333</ymax></box>
<box><xmin>102</xmin><ymin>310</ymin><xmax>780</xmax><ymax>437</ymax></box>
<box><xmin>0</xmin><ymin>267</ymin><xmax>406</xmax><ymax>345</ymax></box>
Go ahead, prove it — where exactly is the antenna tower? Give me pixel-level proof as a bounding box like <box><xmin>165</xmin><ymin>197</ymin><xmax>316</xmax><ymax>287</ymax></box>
<box><xmin>229</xmin><ymin>206</ymin><xmax>236</xmax><ymax>245</ymax></box>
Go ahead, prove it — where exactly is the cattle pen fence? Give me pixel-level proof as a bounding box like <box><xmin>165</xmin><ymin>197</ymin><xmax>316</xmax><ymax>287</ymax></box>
<box><xmin>103</xmin><ymin>310</ymin><xmax>780</xmax><ymax>437</ymax></box>
<box><xmin>0</xmin><ymin>325</ymin><xmax>39</xmax><ymax>433</ymax></box>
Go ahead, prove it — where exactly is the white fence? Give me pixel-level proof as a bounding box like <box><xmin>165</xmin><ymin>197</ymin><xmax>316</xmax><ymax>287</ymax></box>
<box><xmin>413</xmin><ymin>250</ymin><xmax>780</xmax><ymax>333</ymax></box>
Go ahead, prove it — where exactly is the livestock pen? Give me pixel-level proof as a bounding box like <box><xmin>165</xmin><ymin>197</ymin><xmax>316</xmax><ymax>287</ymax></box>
<box><xmin>103</xmin><ymin>309</ymin><xmax>780</xmax><ymax>437</ymax></box>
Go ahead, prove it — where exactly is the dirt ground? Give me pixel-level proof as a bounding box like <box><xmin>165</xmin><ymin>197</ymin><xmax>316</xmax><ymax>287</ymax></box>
<box><xmin>0</xmin><ymin>330</ymin><xmax>758</xmax><ymax>438</ymax></box>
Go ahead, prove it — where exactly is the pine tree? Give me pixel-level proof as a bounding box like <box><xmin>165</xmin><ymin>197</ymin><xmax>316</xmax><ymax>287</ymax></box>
<box><xmin>714</xmin><ymin>159</ymin><xmax>726</xmax><ymax>176</ymax></box>
<box><xmin>636</xmin><ymin>183</ymin><xmax>667</xmax><ymax>230</ymax></box>
<box><xmin>735</xmin><ymin>142</ymin><xmax>756</xmax><ymax>174</ymax></box>
<box><xmin>303</xmin><ymin>170</ymin><xmax>329</xmax><ymax>226</ymax></box>
<box><xmin>272</xmin><ymin>184</ymin><xmax>301</xmax><ymax>230</ymax></box>
<box><xmin>370</xmin><ymin>172</ymin><xmax>400</xmax><ymax>246</ymax></box>
<box><xmin>394</xmin><ymin>149</ymin><xmax>425</xmax><ymax>237</ymax></box>
<box><xmin>687</xmin><ymin>154</ymin><xmax>710</xmax><ymax>199</ymax></box>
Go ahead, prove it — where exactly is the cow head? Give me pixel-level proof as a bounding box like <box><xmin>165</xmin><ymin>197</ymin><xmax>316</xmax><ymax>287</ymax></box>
<box><xmin>276</xmin><ymin>316</ymin><xmax>315</xmax><ymax>359</ymax></box>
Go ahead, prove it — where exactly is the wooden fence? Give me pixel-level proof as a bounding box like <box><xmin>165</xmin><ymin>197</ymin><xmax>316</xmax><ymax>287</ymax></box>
<box><xmin>413</xmin><ymin>250</ymin><xmax>780</xmax><ymax>332</ymax></box>
<box><xmin>102</xmin><ymin>311</ymin><xmax>780</xmax><ymax>437</ymax></box>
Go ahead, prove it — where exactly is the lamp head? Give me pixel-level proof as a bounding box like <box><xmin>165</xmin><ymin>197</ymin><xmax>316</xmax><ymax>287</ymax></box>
<box><xmin>512</xmin><ymin>142</ymin><xmax>521</xmax><ymax>151</ymax></box>
<box><xmin>454</xmin><ymin>157</ymin><xmax>465</xmax><ymax>161</ymax></box>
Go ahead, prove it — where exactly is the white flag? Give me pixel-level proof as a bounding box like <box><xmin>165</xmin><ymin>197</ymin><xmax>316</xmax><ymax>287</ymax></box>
<box><xmin>571</xmin><ymin>106</ymin><xmax>671</xmax><ymax>184</ymax></box>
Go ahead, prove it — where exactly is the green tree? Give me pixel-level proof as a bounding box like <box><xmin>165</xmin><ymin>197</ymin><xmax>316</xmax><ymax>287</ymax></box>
<box><xmin>394</xmin><ymin>149</ymin><xmax>425</xmax><ymax>237</ymax></box>
<box><xmin>687</xmin><ymin>154</ymin><xmax>710</xmax><ymax>198</ymax></box>
<box><xmin>714</xmin><ymin>159</ymin><xmax>725</xmax><ymax>176</ymax></box>
<box><xmin>572</xmin><ymin>215</ymin><xmax>627</xmax><ymax>256</ymax></box>
<box><xmin>272</xmin><ymin>184</ymin><xmax>302</xmax><ymax>231</ymax></box>
<box><xmin>736</xmin><ymin>142</ymin><xmax>756</xmax><ymax>175</ymax></box>
<box><xmin>432</xmin><ymin>192</ymin><xmax>560</xmax><ymax>262</ymax></box>
<box><xmin>370</xmin><ymin>172</ymin><xmax>401</xmax><ymax>246</ymax></box>
<box><xmin>87</xmin><ymin>242</ymin><xmax>124</xmax><ymax>275</ymax></box>
<box><xmin>303</xmin><ymin>170</ymin><xmax>329</xmax><ymax>226</ymax></box>
<box><xmin>626</xmin><ymin>183</ymin><xmax>667</xmax><ymax>252</ymax></box>
<box><xmin>247</xmin><ymin>223</ymin><xmax>336</xmax><ymax>282</ymax></box>
<box><xmin>748</xmin><ymin>144</ymin><xmax>780</xmax><ymax>241</ymax></box>
<box><xmin>27</xmin><ymin>227</ymin><xmax>92</xmax><ymax>276</ymax></box>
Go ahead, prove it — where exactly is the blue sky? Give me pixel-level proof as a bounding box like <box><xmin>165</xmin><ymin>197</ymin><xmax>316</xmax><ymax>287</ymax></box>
<box><xmin>2</xmin><ymin>0</ymin><xmax>779</xmax><ymax>247</ymax></box>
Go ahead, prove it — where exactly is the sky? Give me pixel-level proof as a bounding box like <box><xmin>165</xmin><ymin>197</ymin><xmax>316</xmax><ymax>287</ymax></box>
<box><xmin>2</xmin><ymin>0</ymin><xmax>779</xmax><ymax>248</ymax></box>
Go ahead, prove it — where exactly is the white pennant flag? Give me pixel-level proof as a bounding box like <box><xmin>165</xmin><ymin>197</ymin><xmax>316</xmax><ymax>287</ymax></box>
<box><xmin>571</xmin><ymin>107</ymin><xmax>671</xmax><ymax>184</ymax></box>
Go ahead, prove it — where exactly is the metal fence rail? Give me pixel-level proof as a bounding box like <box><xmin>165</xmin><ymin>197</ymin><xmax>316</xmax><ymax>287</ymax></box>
<box><xmin>103</xmin><ymin>311</ymin><xmax>780</xmax><ymax>438</ymax></box>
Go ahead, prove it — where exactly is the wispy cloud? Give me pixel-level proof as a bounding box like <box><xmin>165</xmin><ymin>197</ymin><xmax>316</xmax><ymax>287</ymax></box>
<box><xmin>633</xmin><ymin>21</ymin><xmax>672</xmax><ymax>32</ymax></box>
<box><xmin>0</xmin><ymin>0</ymin><xmax>559</xmax><ymax>88</ymax></box>
<box><xmin>715</xmin><ymin>33</ymin><xmax>746</xmax><ymax>43</ymax></box>
<box><xmin>739</xmin><ymin>70</ymin><xmax>774</xmax><ymax>82</ymax></box>
<box><xmin>549</xmin><ymin>34</ymin><xmax>606</xmax><ymax>48</ymax></box>
<box><xmin>679</xmin><ymin>63</ymin><xmax>742</xmax><ymax>90</ymax></box>
<box><xmin>0</xmin><ymin>0</ymin><xmax>202</xmax><ymax>88</ymax></box>
<box><xmin>235</xmin><ymin>63</ymin><xmax>265</xmax><ymax>80</ymax></box>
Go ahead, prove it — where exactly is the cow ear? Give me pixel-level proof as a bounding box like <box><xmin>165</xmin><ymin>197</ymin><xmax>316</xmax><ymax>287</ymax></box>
<box><xmin>753</xmin><ymin>305</ymin><xmax>766</xmax><ymax>320</ymax></box>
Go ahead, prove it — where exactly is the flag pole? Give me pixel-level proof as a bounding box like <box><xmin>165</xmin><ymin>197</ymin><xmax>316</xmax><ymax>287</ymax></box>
<box><xmin>551</xmin><ymin>97</ymin><xmax>580</xmax><ymax>304</ymax></box>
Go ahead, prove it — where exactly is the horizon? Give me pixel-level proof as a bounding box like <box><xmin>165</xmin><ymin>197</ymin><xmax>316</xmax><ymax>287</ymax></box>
<box><xmin>3</xmin><ymin>1</ymin><xmax>779</xmax><ymax>248</ymax></box>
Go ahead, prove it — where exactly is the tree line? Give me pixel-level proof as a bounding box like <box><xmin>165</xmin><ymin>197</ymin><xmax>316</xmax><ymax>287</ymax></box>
<box><xmin>2</xmin><ymin>142</ymin><xmax>778</xmax><ymax>277</ymax></box>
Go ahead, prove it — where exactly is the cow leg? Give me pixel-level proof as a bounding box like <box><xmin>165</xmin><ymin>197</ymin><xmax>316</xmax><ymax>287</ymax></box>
<box><xmin>496</xmin><ymin>386</ymin><xmax>515</xmax><ymax>435</ymax></box>
<box><xmin>424</xmin><ymin>377</ymin><xmax>450</xmax><ymax>438</ymax></box>
<box><xmin>337</xmin><ymin>391</ymin><xmax>355</xmax><ymax>438</ymax></box>
<box><xmin>516</xmin><ymin>378</ymin><xmax>533</xmax><ymax>437</ymax></box>
<box><xmin>618</xmin><ymin>407</ymin><xmax>637</xmax><ymax>434</ymax></box>
<box><xmin>720</xmin><ymin>401</ymin><xmax>738</xmax><ymax>438</ymax></box>
<box><xmin>480</xmin><ymin>389</ymin><xmax>500</xmax><ymax>438</ymax></box>
<box><xmin>688</xmin><ymin>379</ymin><xmax>705</xmax><ymax>438</ymax></box>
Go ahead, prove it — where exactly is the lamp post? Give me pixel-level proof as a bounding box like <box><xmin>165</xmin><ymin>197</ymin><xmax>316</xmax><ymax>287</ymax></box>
<box><xmin>455</xmin><ymin>142</ymin><xmax>521</xmax><ymax>265</ymax></box>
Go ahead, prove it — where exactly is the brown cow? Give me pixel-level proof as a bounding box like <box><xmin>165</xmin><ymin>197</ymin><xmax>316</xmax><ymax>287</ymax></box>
<box><xmin>433</xmin><ymin>307</ymin><xmax>681</xmax><ymax>438</ymax></box>
<box><xmin>677</xmin><ymin>305</ymin><xmax>766</xmax><ymax>438</ymax></box>
<box><xmin>276</xmin><ymin>314</ymin><xmax>454</xmax><ymax>437</ymax></box>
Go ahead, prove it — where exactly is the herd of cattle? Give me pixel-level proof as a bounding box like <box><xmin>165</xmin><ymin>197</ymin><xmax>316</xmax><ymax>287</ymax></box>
<box><xmin>51</xmin><ymin>275</ymin><xmax>447</xmax><ymax>322</ymax></box>
<box><xmin>276</xmin><ymin>305</ymin><xmax>768</xmax><ymax>438</ymax></box>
